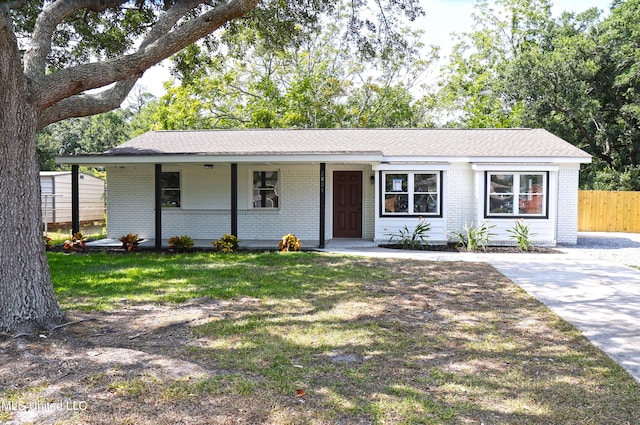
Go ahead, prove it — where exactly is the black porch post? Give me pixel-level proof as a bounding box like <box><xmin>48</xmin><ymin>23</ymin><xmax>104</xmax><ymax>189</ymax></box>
<box><xmin>231</xmin><ymin>163</ymin><xmax>238</xmax><ymax>236</ymax></box>
<box><xmin>154</xmin><ymin>164</ymin><xmax>162</xmax><ymax>250</ymax></box>
<box><xmin>319</xmin><ymin>163</ymin><xmax>326</xmax><ymax>248</ymax></box>
<box><xmin>71</xmin><ymin>164</ymin><xmax>80</xmax><ymax>234</ymax></box>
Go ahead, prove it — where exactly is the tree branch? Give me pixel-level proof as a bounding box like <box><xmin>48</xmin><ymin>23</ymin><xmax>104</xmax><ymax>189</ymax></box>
<box><xmin>29</xmin><ymin>0</ymin><xmax>258</xmax><ymax>112</ymax></box>
<box><xmin>38</xmin><ymin>78</ymin><xmax>138</xmax><ymax>130</ymax></box>
<box><xmin>24</xmin><ymin>0</ymin><xmax>128</xmax><ymax>79</ymax></box>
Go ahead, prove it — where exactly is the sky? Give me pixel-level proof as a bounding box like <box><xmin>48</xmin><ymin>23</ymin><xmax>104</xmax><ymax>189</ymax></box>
<box><xmin>137</xmin><ymin>0</ymin><xmax>614</xmax><ymax>97</ymax></box>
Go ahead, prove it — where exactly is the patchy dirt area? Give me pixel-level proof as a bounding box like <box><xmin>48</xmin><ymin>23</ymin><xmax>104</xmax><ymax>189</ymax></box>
<box><xmin>0</xmin><ymin>298</ymin><xmax>264</xmax><ymax>425</ymax></box>
<box><xmin>1</xmin><ymin>259</ymin><xmax>638</xmax><ymax>425</ymax></box>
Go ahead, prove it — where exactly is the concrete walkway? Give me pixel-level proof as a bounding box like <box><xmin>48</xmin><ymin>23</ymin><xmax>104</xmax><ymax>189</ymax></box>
<box><xmin>321</xmin><ymin>233</ymin><xmax>640</xmax><ymax>382</ymax></box>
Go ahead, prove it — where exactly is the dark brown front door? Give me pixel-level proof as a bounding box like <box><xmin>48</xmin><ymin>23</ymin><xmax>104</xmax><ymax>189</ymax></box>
<box><xmin>333</xmin><ymin>171</ymin><xmax>362</xmax><ymax>238</ymax></box>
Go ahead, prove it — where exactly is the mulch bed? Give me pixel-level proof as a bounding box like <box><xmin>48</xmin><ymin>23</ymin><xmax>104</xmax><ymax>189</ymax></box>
<box><xmin>379</xmin><ymin>243</ymin><xmax>560</xmax><ymax>253</ymax></box>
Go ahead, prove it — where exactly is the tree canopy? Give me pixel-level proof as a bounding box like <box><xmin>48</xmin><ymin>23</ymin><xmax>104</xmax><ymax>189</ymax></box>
<box><xmin>141</xmin><ymin>15</ymin><xmax>436</xmax><ymax>130</ymax></box>
<box><xmin>0</xmin><ymin>0</ymin><xmax>423</xmax><ymax>333</ymax></box>
<box><xmin>430</xmin><ymin>0</ymin><xmax>640</xmax><ymax>189</ymax></box>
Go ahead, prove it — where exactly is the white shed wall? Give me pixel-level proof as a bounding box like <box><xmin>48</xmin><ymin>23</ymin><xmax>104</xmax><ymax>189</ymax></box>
<box><xmin>41</xmin><ymin>172</ymin><xmax>105</xmax><ymax>224</ymax></box>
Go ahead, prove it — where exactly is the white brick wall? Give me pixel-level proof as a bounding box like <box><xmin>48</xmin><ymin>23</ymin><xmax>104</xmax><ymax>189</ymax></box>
<box><xmin>106</xmin><ymin>162</ymin><xmax>582</xmax><ymax>246</ymax></box>
<box><xmin>556</xmin><ymin>165</ymin><xmax>580</xmax><ymax>244</ymax></box>
<box><xmin>106</xmin><ymin>165</ymin><xmax>155</xmax><ymax>239</ymax></box>
<box><xmin>237</xmin><ymin>166</ymin><xmax>320</xmax><ymax>241</ymax></box>
<box><xmin>106</xmin><ymin>164</ymin><xmax>323</xmax><ymax>243</ymax></box>
<box><xmin>445</xmin><ymin>164</ymin><xmax>474</xmax><ymax>241</ymax></box>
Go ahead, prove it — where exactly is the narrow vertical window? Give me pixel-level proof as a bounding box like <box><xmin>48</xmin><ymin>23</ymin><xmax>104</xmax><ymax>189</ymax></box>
<box><xmin>160</xmin><ymin>172</ymin><xmax>180</xmax><ymax>208</ymax></box>
<box><xmin>488</xmin><ymin>174</ymin><xmax>514</xmax><ymax>214</ymax></box>
<box><xmin>253</xmin><ymin>171</ymin><xmax>278</xmax><ymax>208</ymax></box>
<box><xmin>413</xmin><ymin>173</ymin><xmax>439</xmax><ymax>214</ymax></box>
<box><xmin>384</xmin><ymin>173</ymin><xmax>408</xmax><ymax>213</ymax></box>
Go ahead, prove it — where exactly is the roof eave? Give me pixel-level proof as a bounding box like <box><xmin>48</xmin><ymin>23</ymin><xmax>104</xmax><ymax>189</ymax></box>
<box><xmin>382</xmin><ymin>155</ymin><xmax>592</xmax><ymax>164</ymax></box>
<box><xmin>55</xmin><ymin>153</ymin><xmax>384</xmax><ymax>166</ymax></box>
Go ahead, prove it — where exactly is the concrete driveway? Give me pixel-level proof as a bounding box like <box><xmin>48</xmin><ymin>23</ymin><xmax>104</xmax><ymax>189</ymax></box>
<box><xmin>491</xmin><ymin>255</ymin><xmax>640</xmax><ymax>383</ymax></box>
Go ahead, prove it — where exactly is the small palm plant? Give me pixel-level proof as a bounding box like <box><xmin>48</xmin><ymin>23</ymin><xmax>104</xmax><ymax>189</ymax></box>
<box><xmin>506</xmin><ymin>218</ymin><xmax>534</xmax><ymax>252</ymax></box>
<box><xmin>455</xmin><ymin>222</ymin><xmax>495</xmax><ymax>251</ymax></box>
<box><xmin>387</xmin><ymin>217</ymin><xmax>431</xmax><ymax>250</ymax></box>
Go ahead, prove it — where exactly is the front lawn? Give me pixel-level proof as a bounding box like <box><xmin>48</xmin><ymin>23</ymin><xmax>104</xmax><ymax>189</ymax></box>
<box><xmin>1</xmin><ymin>252</ymin><xmax>638</xmax><ymax>424</ymax></box>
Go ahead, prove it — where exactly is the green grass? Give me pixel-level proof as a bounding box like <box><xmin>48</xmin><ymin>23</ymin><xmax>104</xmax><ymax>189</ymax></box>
<box><xmin>42</xmin><ymin>252</ymin><xmax>640</xmax><ymax>424</ymax></box>
<box><xmin>50</xmin><ymin>251</ymin><xmax>384</xmax><ymax>310</ymax></box>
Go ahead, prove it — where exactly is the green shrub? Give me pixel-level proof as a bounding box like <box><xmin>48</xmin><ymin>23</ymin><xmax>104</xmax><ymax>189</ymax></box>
<box><xmin>119</xmin><ymin>233</ymin><xmax>139</xmax><ymax>252</ymax></box>
<box><xmin>278</xmin><ymin>234</ymin><xmax>301</xmax><ymax>252</ymax></box>
<box><xmin>213</xmin><ymin>234</ymin><xmax>239</xmax><ymax>253</ymax></box>
<box><xmin>63</xmin><ymin>232</ymin><xmax>86</xmax><ymax>253</ymax></box>
<box><xmin>168</xmin><ymin>235</ymin><xmax>195</xmax><ymax>252</ymax></box>
<box><xmin>387</xmin><ymin>217</ymin><xmax>430</xmax><ymax>249</ymax></box>
<box><xmin>506</xmin><ymin>218</ymin><xmax>534</xmax><ymax>252</ymax></box>
<box><xmin>454</xmin><ymin>222</ymin><xmax>494</xmax><ymax>251</ymax></box>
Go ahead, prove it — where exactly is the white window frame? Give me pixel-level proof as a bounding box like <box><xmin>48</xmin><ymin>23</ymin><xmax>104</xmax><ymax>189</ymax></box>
<box><xmin>381</xmin><ymin>171</ymin><xmax>442</xmax><ymax>216</ymax></box>
<box><xmin>486</xmin><ymin>171</ymin><xmax>548</xmax><ymax>218</ymax></box>
<box><xmin>251</xmin><ymin>170</ymin><xmax>279</xmax><ymax>209</ymax></box>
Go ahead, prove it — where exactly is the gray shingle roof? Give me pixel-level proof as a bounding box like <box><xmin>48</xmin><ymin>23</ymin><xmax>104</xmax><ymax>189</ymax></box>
<box><xmin>104</xmin><ymin>128</ymin><xmax>590</xmax><ymax>160</ymax></box>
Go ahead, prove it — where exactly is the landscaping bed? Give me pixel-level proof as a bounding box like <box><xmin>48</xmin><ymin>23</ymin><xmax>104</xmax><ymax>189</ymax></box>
<box><xmin>379</xmin><ymin>242</ymin><xmax>560</xmax><ymax>253</ymax></box>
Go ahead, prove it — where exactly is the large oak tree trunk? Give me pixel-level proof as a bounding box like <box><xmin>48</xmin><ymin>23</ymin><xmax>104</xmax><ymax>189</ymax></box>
<box><xmin>0</xmin><ymin>14</ymin><xmax>64</xmax><ymax>333</ymax></box>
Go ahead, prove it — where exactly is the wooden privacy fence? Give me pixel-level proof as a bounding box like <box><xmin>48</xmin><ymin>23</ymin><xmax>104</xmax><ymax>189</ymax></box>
<box><xmin>578</xmin><ymin>190</ymin><xmax>640</xmax><ymax>233</ymax></box>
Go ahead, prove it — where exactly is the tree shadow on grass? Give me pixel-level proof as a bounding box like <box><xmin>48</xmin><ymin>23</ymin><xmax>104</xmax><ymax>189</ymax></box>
<box><xmin>18</xmin><ymin>253</ymin><xmax>640</xmax><ymax>424</ymax></box>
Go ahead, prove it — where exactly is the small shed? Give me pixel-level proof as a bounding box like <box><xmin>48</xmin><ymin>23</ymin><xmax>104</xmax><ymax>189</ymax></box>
<box><xmin>40</xmin><ymin>171</ymin><xmax>105</xmax><ymax>228</ymax></box>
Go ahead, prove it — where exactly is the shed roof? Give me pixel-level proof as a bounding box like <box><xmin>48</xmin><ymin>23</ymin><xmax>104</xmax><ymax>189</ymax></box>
<box><xmin>58</xmin><ymin>128</ymin><xmax>592</xmax><ymax>164</ymax></box>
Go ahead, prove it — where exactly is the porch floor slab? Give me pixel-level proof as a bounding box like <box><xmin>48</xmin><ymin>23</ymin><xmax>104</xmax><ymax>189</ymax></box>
<box><xmin>85</xmin><ymin>238</ymin><xmax>378</xmax><ymax>250</ymax></box>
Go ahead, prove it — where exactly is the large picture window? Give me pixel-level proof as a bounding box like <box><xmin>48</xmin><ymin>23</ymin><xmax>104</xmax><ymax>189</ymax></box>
<box><xmin>253</xmin><ymin>171</ymin><xmax>279</xmax><ymax>208</ymax></box>
<box><xmin>161</xmin><ymin>171</ymin><xmax>180</xmax><ymax>208</ymax></box>
<box><xmin>487</xmin><ymin>172</ymin><xmax>547</xmax><ymax>217</ymax></box>
<box><xmin>382</xmin><ymin>172</ymin><xmax>441</xmax><ymax>216</ymax></box>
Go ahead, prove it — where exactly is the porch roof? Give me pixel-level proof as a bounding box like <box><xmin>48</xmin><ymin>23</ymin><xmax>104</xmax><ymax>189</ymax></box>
<box><xmin>57</xmin><ymin>128</ymin><xmax>592</xmax><ymax>165</ymax></box>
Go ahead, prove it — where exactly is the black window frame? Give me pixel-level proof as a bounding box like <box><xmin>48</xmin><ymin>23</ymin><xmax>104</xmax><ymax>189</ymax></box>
<box><xmin>485</xmin><ymin>171</ymin><xmax>549</xmax><ymax>219</ymax></box>
<box><xmin>160</xmin><ymin>171</ymin><xmax>181</xmax><ymax>208</ymax></box>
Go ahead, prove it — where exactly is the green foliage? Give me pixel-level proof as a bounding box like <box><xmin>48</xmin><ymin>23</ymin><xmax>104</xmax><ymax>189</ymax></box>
<box><xmin>63</xmin><ymin>232</ymin><xmax>86</xmax><ymax>253</ymax></box>
<box><xmin>592</xmin><ymin>166</ymin><xmax>640</xmax><ymax>191</ymax></box>
<box><xmin>454</xmin><ymin>222</ymin><xmax>495</xmax><ymax>252</ymax></box>
<box><xmin>139</xmin><ymin>16</ymin><xmax>435</xmax><ymax>132</ymax></box>
<box><xmin>119</xmin><ymin>233</ymin><xmax>139</xmax><ymax>252</ymax></box>
<box><xmin>387</xmin><ymin>218</ymin><xmax>431</xmax><ymax>249</ymax></box>
<box><xmin>278</xmin><ymin>234</ymin><xmax>301</xmax><ymax>252</ymax></box>
<box><xmin>36</xmin><ymin>109</ymin><xmax>133</xmax><ymax>169</ymax></box>
<box><xmin>506</xmin><ymin>219</ymin><xmax>534</xmax><ymax>252</ymax></box>
<box><xmin>168</xmin><ymin>235</ymin><xmax>195</xmax><ymax>252</ymax></box>
<box><xmin>431</xmin><ymin>0</ymin><xmax>640</xmax><ymax>189</ymax></box>
<box><xmin>212</xmin><ymin>234</ymin><xmax>239</xmax><ymax>253</ymax></box>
